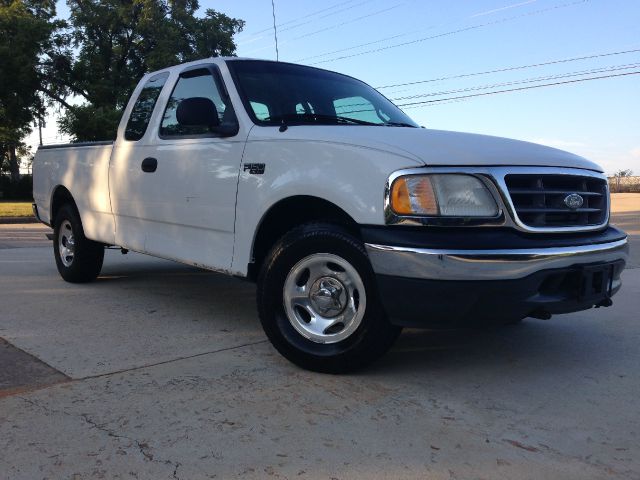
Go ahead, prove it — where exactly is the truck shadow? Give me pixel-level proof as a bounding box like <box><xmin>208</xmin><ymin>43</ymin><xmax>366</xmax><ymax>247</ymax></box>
<box><xmin>92</xmin><ymin>253</ymin><xmax>625</xmax><ymax>378</ymax></box>
<box><xmin>369</xmin><ymin>313</ymin><xmax>625</xmax><ymax>378</ymax></box>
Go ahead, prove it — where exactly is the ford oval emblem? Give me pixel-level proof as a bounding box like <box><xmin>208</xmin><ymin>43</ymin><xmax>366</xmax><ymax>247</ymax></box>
<box><xmin>564</xmin><ymin>193</ymin><xmax>584</xmax><ymax>209</ymax></box>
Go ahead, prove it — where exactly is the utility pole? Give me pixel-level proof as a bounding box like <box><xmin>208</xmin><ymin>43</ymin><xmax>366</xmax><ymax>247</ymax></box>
<box><xmin>271</xmin><ymin>0</ymin><xmax>279</xmax><ymax>61</ymax></box>
<box><xmin>38</xmin><ymin>93</ymin><xmax>44</xmax><ymax>147</ymax></box>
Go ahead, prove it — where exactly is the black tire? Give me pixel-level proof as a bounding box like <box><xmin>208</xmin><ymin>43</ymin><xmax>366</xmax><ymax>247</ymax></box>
<box><xmin>503</xmin><ymin>317</ymin><xmax>525</xmax><ymax>326</ymax></box>
<box><xmin>257</xmin><ymin>222</ymin><xmax>401</xmax><ymax>373</ymax></box>
<box><xmin>53</xmin><ymin>203</ymin><xmax>104</xmax><ymax>283</ymax></box>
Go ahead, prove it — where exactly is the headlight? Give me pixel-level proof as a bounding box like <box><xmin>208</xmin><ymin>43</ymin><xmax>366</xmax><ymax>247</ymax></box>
<box><xmin>390</xmin><ymin>174</ymin><xmax>498</xmax><ymax>217</ymax></box>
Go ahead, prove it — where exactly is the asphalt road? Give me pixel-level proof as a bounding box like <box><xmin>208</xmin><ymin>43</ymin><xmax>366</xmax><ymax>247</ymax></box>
<box><xmin>0</xmin><ymin>197</ymin><xmax>638</xmax><ymax>479</ymax></box>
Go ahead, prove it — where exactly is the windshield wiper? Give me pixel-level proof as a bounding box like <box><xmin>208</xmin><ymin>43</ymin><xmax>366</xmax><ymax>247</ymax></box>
<box><xmin>323</xmin><ymin>115</ymin><xmax>378</xmax><ymax>126</ymax></box>
<box><xmin>265</xmin><ymin>113</ymin><xmax>378</xmax><ymax>126</ymax></box>
<box><xmin>384</xmin><ymin>121</ymin><xmax>417</xmax><ymax>128</ymax></box>
<box><xmin>264</xmin><ymin>113</ymin><xmax>416</xmax><ymax>127</ymax></box>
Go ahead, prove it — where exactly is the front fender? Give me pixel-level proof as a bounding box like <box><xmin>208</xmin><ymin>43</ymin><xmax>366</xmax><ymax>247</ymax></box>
<box><xmin>231</xmin><ymin>135</ymin><xmax>421</xmax><ymax>275</ymax></box>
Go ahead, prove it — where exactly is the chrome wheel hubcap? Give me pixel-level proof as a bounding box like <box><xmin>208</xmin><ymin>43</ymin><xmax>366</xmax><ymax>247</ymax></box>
<box><xmin>58</xmin><ymin>220</ymin><xmax>75</xmax><ymax>267</ymax></box>
<box><xmin>283</xmin><ymin>253</ymin><xmax>366</xmax><ymax>344</ymax></box>
<box><xmin>309</xmin><ymin>277</ymin><xmax>347</xmax><ymax>317</ymax></box>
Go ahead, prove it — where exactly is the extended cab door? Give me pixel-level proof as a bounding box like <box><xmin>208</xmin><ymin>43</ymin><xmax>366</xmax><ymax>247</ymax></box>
<box><xmin>109</xmin><ymin>64</ymin><xmax>246</xmax><ymax>271</ymax></box>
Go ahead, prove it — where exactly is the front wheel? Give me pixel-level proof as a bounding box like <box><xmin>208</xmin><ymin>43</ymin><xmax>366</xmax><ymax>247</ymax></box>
<box><xmin>257</xmin><ymin>222</ymin><xmax>401</xmax><ymax>373</ymax></box>
<box><xmin>53</xmin><ymin>204</ymin><xmax>104</xmax><ymax>283</ymax></box>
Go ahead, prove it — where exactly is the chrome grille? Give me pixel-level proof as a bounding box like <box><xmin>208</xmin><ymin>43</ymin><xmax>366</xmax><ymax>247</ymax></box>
<box><xmin>505</xmin><ymin>174</ymin><xmax>608</xmax><ymax>228</ymax></box>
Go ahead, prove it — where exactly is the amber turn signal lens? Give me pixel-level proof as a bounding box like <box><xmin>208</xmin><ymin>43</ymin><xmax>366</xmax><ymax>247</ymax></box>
<box><xmin>390</xmin><ymin>176</ymin><xmax>439</xmax><ymax>215</ymax></box>
<box><xmin>390</xmin><ymin>177</ymin><xmax>412</xmax><ymax>214</ymax></box>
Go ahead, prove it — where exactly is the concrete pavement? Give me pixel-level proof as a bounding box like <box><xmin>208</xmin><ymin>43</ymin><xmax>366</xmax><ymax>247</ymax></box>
<box><xmin>0</xmin><ymin>194</ymin><xmax>638</xmax><ymax>479</ymax></box>
<box><xmin>608</xmin><ymin>193</ymin><xmax>639</xmax><ymax>269</ymax></box>
<box><xmin>0</xmin><ymin>247</ymin><xmax>261</xmax><ymax>378</ymax></box>
<box><xmin>0</xmin><ymin>223</ymin><xmax>52</xmax><ymax>249</ymax></box>
<box><xmin>1</xmin><ymin>255</ymin><xmax>639</xmax><ymax>479</ymax></box>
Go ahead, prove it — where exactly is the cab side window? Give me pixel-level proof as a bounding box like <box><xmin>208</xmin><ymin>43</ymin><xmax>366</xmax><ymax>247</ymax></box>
<box><xmin>124</xmin><ymin>72</ymin><xmax>169</xmax><ymax>141</ymax></box>
<box><xmin>160</xmin><ymin>68</ymin><xmax>238</xmax><ymax>138</ymax></box>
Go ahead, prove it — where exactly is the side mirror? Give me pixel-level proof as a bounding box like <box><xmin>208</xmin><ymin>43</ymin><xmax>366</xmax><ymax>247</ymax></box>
<box><xmin>176</xmin><ymin>97</ymin><xmax>220</xmax><ymax>128</ymax></box>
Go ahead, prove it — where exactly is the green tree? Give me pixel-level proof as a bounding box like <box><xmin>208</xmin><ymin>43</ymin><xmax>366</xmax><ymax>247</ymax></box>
<box><xmin>58</xmin><ymin>0</ymin><xmax>244</xmax><ymax>141</ymax></box>
<box><xmin>0</xmin><ymin>0</ymin><xmax>64</xmax><ymax>181</ymax></box>
<box><xmin>611</xmin><ymin>169</ymin><xmax>634</xmax><ymax>193</ymax></box>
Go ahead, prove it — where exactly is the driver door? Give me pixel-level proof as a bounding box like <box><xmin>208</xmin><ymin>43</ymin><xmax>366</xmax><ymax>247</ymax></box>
<box><xmin>110</xmin><ymin>64</ymin><xmax>245</xmax><ymax>271</ymax></box>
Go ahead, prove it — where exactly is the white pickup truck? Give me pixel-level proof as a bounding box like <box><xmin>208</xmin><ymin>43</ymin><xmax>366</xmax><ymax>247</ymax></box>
<box><xmin>33</xmin><ymin>58</ymin><xmax>629</xmax><ymax>372</ymax></box>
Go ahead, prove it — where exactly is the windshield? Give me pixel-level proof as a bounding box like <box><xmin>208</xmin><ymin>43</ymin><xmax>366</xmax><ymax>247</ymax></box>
<box><xmin>227</xmin><ymin>60</ymin><xmax>419</xmax><ymax>128</ymax></box>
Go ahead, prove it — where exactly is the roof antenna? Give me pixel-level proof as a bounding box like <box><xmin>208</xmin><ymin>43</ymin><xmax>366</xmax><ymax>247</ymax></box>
<box><xmin>271</xmin><ymin>0</ymin><xmax>279</xmax><ymax>61</ymax></box>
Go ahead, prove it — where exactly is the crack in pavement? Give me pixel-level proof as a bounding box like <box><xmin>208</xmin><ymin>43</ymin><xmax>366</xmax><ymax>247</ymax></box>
<box><xmin>16</xmin><ymin>396</ymin><xmax>183</xmax><ymax>478</ymax></box>
<box><xmin>76</xmin><ymin>339</ymin><xmax>268</xmax><ymax>381</ymax></box>
<box><xmin>80</xmin><ymin>411</ymin><xmax>182</xmax><ymax>478</ymax></box>
<box><xmin>1</xmin><ymin>339</ymin><xmax>267</xmax><ymax>400</ymax></box>
<box><xmin>19</xmin><ymin>395</ymin><xmax>72</xmax><ymax>417</ymax></box>
<box><xmin>3</xmin><ymin>338</ymin><xmax>268</xmax><ymax>478</ymax></box>
<box><xmin>172</xmin><ymin>461</ymin><xmax>182</xmax><ymax>480</ymax></box>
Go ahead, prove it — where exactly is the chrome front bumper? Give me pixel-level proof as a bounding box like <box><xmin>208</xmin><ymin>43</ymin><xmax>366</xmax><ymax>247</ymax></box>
<box><xmin>365</xmin><ymin>238</ymin><xmax>629</xmax><ymax>281</ymax></box>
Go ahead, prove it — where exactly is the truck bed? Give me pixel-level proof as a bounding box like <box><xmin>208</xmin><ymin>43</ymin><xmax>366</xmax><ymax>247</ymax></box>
<box><xmin>32</xmin><ymin>141</ymin><xmax>116</xmax><ymax>245</ymax></box>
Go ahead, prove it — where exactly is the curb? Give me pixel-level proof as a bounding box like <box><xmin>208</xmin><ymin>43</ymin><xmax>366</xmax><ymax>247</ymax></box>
<box><xmin>0</xmin><ymin>217</ymin><xmax>39</xmax><ymax>224</ymax></box>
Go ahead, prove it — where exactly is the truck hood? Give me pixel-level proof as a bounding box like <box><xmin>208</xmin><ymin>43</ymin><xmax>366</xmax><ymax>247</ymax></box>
<box><xmin>272</xmin><ymin>126</ymin><xmax>603</xmax><ymax>172</ymax></box>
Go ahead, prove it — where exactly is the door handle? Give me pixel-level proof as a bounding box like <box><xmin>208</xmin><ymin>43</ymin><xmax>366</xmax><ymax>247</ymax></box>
<box><xmin>141</xmin><ymin>157</ymin><xmax>158</xmax><ymax>173</ymax></box>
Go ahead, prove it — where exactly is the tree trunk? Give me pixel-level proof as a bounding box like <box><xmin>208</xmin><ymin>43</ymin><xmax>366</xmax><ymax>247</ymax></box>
<box><xmin>9</xmin><ymin>144</ymin><xmax>20</xmax><ymax>183</ymax></box>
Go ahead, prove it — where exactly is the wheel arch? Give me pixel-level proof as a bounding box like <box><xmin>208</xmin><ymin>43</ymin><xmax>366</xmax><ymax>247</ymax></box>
<box><xmin>247</xmin><ymin>195</ymin><xmax>361</xmax><ymax>281</ymax></box>
<box><xmin>50</xmin><ymin>185</ymin><xmax>78</xmax><ymax>223</ymax></box>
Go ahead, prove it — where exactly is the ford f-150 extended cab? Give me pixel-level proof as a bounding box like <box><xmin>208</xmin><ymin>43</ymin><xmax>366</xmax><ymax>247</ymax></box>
<box><xmin>33</xmin><ymin>58</ymin><xmax>629</xmax><ymax>372</ymax></box>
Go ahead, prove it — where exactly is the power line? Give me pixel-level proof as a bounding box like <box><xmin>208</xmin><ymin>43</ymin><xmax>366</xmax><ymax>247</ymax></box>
<box><xmin>467</xmin><ymin>0</ymin><xmax>537</xmax><ymax>18</ymax></box>
<box><xmin>244</xmin><ymin>2</ymin><xmax>406</xmax><ymax>56</ymax></box>
<box><xmin>396</xmin><ymin>70</ymin><xmax>640</xmax><ymax>108</ymax></box>
<box><xmin>238</xmin><ymin>0</ymin><xmax>360</xmax><ymax>37</ymax></box>
<box><xmin>239</xmin><ymin>0</ymin><xmax>369</xmax><ymax>47</ymax></box>
<box><xmin>391</xmin><ymin>63</ymin><xmax>640</xmax><ymax>101</ymax></box>
<box><xmin>295</xmin><ymin>0</ymin><xmax>539</xmax><ymax>63</ymax></box>
<box><xmin>275</xmin><ymin>0</ymin><xmax>372</xmax><ymax>35</ymax></box>
<box><xmin>332</xmin><ymin>63</ymin><xmax>640</xmax><ymax>114</ymax></box>
<box><xmin>285</xmin><ymin>62</ymin><xmax>640</xmax><ymax>116</ymax></box>
<box><xmin>309</xmin><ymin>0</ymin><xmax>591</xmax><ymax>65</ymax></box>
<box><xmin>376</xmin><ymin>48</ymin><xmax>640</xmax><ymax>89</ymax></box>
<box><xmin>291</xmin><ymin>3</ymin><xmax>404</xmax><ymax>41</ymax></box>
<box><xmin>295</xmin><ymin>32</ymin><xmax>408</xmax><ymax>62</ymax></box>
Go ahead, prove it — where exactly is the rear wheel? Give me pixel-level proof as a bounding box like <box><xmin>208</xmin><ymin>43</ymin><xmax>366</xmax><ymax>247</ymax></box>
<box><xmin>53</xmin><ymin>204</ymin><xmax>104</xmax><ymax>283</ymax></box>
<box><xmin>257</xmin><ymin>222</ymin><xmax>401</xmax><ymax>373</ymax></box>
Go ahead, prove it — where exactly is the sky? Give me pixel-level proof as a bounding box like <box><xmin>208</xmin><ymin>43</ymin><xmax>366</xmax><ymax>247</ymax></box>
<box><xmin>28</xmin><ymin>0</ymin><xmax>640</xmax><ymax>175</ymax></box>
